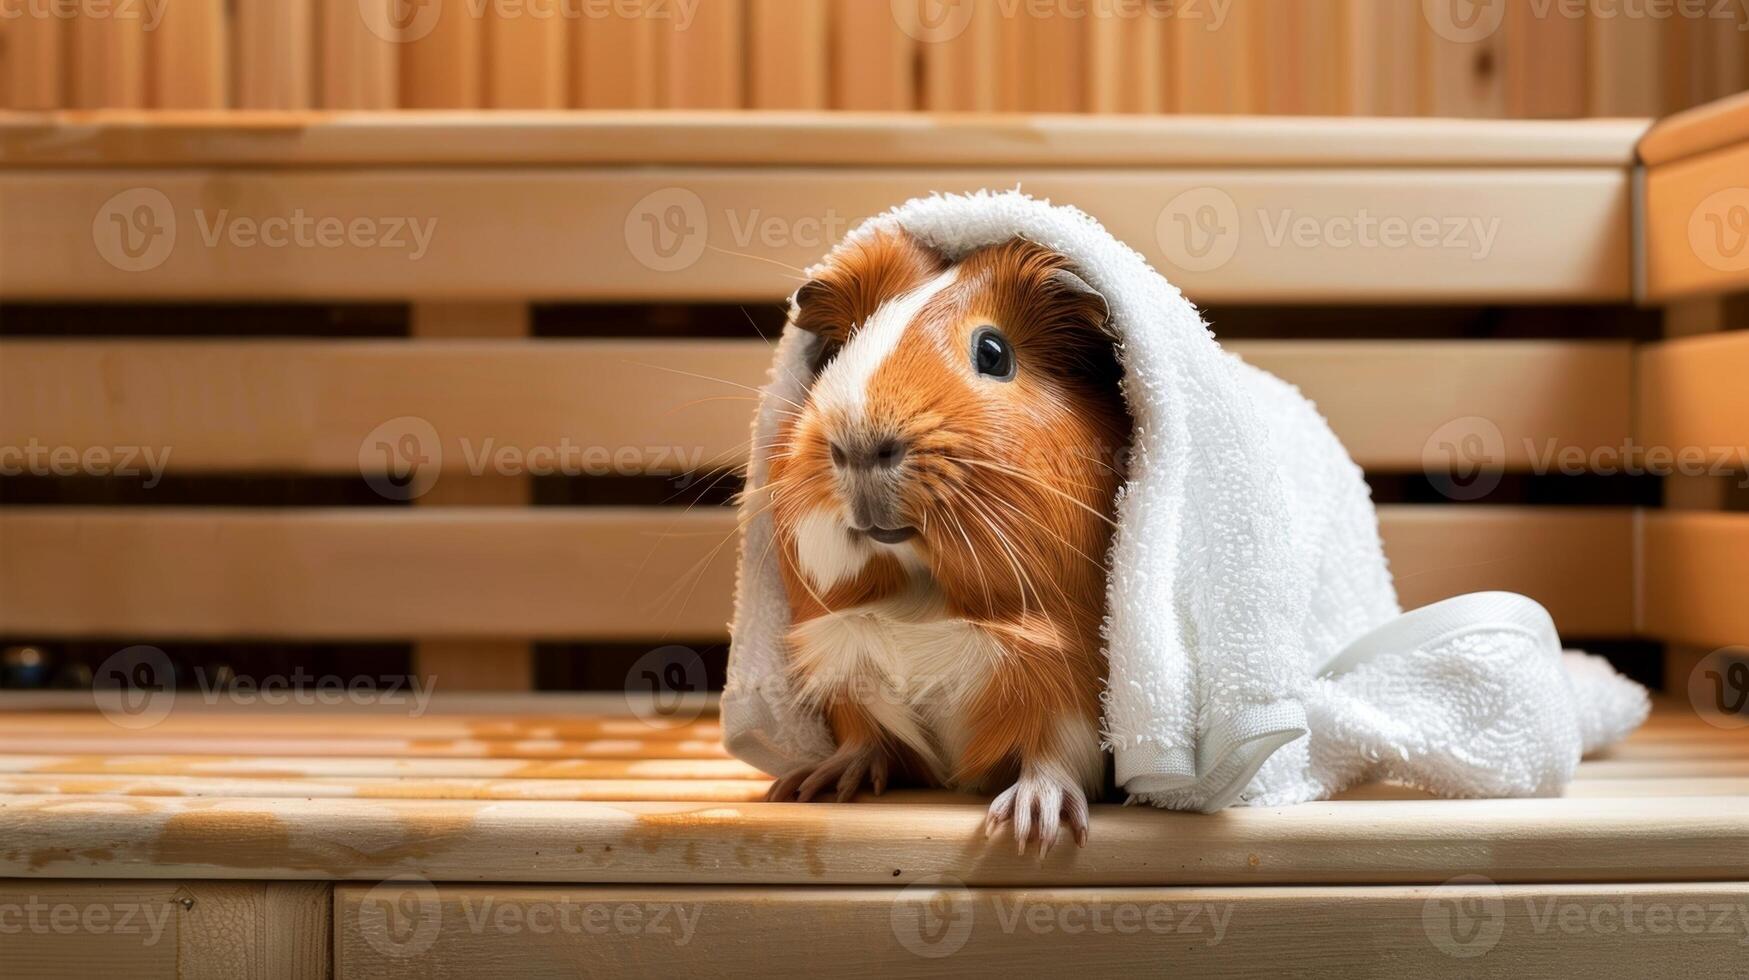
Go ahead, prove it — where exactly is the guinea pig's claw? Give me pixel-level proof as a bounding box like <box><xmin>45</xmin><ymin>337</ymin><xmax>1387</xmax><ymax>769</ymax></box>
<box><xmin>766</xmin><ymin>745</ymin><xmax>887</xmax><ymax>803</ymax></box>
<box><xmin>984</xmin><ymin>771</ymin><xmax>1090</xmax><ymax>858</ymax></box>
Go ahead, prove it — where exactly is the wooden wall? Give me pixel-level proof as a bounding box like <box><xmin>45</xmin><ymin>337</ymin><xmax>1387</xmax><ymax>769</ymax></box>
<box><xmin>2</xmin><ymin>0</ymin><xmax>1746</xmax><ymax>115</ymax></box>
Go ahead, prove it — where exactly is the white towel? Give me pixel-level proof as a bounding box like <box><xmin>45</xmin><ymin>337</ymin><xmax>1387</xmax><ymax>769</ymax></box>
<box><xmin>721</xmin><ymin>189</ymin><xmax>1647</xmax><ymax>811</ymax></box>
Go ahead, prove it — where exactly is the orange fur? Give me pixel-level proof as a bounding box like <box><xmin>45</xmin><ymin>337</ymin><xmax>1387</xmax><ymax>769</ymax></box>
<box><xmin>769</xmin><ymin>231</ymin><xmax>1129</xmax><ymax>795</ymax></box>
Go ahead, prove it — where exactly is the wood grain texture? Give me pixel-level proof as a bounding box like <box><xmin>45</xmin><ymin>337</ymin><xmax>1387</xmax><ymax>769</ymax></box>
<box><xmin>398</xmin><ymin>0</ymin><xmax>481</xmax><ymax>108</ymax></box>
<box><xmin>0</xmin><ymin>338</ymin><xmax>1631</xmax><ymax>474</ymax></box>
<box><xmin>572</xmin><ymin>4</ymin><xmax>663</xmax><ymax>107</ymax></box>
<box><xmin>0</xmin><ymin>880</ymin><xmax>333</xmax><ymax>979</ymax></box>
<box><xmin>1642</xmin><ymin>137</ymin><xmax>1749</xmax><ymax>301</ymax></box>
<box><xmin>662</xmin><ymin>0</ymin><xmax>742</xmax><ymax>108</ymax></box>
<box><xmin>0</xmin><ymin>506</ymin><xmax>1635</xmax><ymax>640</ymax></box>
<box><xmin>231</xmin><ymin>0</ymin><xmax>312</xmax><ymax>109</ymax></box>
<box><xmin>1505</xmin><ymin>0</ymin><xmax>1588</xmax><ymax>118</ymax></box>
<box><xmin>4</xmin><ymin>791</ymin><xmax>1747</xmax><ymax>885</ymax></box>
<box><xmin>321</xmin><ymin>0</ymin><xmax>399</xmax><ymax>109</ymax></box>
<box><xmin>150</xmin><ymin>0</ymin><xmax>229</xmax><ymax>109</ymax></box>
<box><xmin>919</xmin><ymin>0</ymin><xmax>1001</xmax><ymax>111</ymax></box>
<box><xmin>1640</xmin><ymin>90</ymin><xmax>1749</xmax><ymax>165</ymax></box>
<box><xmin>1639</xmin><ymin>511</ymin><xmax>1749</xmax><ymax>649</ymax></box>
<box><xmin>330</xmin><ymin>882</ymin><xmax>1749</xmax><ymax>978</ymax></box>
<box><xmin>484</xmin><ymin>0</ymin><xmax>568</xmax><ymax>108</ymax></box>
<box><xmin>1</xmin><ymin>11</ymin><xmax>64</xmax><ymax>109</ymax></box>
<box><xmin>1636</xmin><ymin>331</ymin><xmax>1749</xmax><ymax>463</ymax></box>
<box><xmin>1340</xmin><ymin>0</ymin><xmax>1421</xmax><ymax>116</ymax></box>
<box><xmin>0</xmin><ymin>114</ymin><xmax>1649</xmax><ymax>167</ymax></box>
<box><xmin>747</xmin><ymin>0</ymin><xmax>827</xmax><ymax>109</ymax></box>
<box><xmin>1589</xmin><ymin>12</ymin><xmax>1663</xmax><ymax>116</ymax></box>
<box><xmin>0</xmin><ymin>166</ymin><xmax>1636</xmax><ymax>303</ymax></box>
<box><xmin>68</xmin><ymin>5</ymin><xmax>147</xmax><ymax>108</ymax></box>
<box><xmin>829</xmin><ymin>0</ymin><xmax>914</xmax><ymax>110</ymax></box>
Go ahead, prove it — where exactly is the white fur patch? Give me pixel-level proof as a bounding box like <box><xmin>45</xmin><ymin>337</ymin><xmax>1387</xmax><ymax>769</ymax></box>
<box><xmin>792</xmin><ymin>508</ymin><xmax>871</xmax><ymax>593</ymax></box>
<box><xmin>788</xmin><ymin>580</ymin><xmax>1002</xmax><ymax>786</ymax></box>
<box><xmin>810</xmin><ymin>268</ymin><xmax>957</xmax><ymax>422</ymax></box>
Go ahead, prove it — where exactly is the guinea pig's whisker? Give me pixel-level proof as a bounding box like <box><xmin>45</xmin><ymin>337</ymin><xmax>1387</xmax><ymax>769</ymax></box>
<box><xmin>943</xmin><ymin>456</ymin><xmax>1118</xmax><ymax>529</ymax></box>
<box><xmin>624</xmin><ymin>360</ymin><xmax>808</xmax><ymax>414</ymax></box>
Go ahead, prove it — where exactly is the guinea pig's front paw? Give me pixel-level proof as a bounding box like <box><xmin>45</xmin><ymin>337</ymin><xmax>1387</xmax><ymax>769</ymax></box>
<box><xmin>764</xmin><ymin>743</ymin><xmax>890</xmax><ymax>803</ymax></box>
<box><xmin>983</xmin><ymin>768</ymin><xmax>1090</xmax><ymax>857</ymax></box>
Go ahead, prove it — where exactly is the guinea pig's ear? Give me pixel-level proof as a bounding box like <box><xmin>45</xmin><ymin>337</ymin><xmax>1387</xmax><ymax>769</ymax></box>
<box><xmin>1045</xmin><ymin>267</ymin><xmax>1111</xmax><ymax>335</ymax></box>
<box><xmin>791</xmin><ymin>279</ymin><xmax>834</xmax><ymax>334</ymax></box>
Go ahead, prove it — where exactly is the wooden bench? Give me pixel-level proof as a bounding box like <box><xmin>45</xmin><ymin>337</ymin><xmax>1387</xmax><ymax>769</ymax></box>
<box><xmin>1</xmin><ymin>109</ymin><xmax>1747</xmax><ymax>976</ymax></box>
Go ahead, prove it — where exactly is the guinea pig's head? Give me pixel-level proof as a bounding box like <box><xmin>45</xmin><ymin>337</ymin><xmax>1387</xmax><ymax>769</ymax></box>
<box><xmin>768</xmin><ymin>228</ymin><xmax>1131</xmax><ymax>614</ymax></box>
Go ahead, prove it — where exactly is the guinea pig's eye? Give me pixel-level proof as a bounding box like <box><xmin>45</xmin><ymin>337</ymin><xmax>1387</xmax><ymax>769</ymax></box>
<box><xmin>970</xmin><ymin>326</ymin><xmax>1016</xmax><ymax>382</ymax></box>
<box><xmin>809</xmin><ymin>338</ymin><xmax>843</xmax><ymax>376</ymax></box>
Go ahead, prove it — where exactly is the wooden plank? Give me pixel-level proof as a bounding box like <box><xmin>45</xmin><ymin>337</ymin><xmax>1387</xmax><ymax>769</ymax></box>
<box><xmin>1640</xmin><ymin>512</ymin><xmax>1749</xmax><ymax>649</ymax></box>
<box><xmin>0</xmin><ymin>115</ymin><xmax>1650</xmax><ymax>168</ymax></box>
<box><xmin>1505</xmin><ymin>0</ymin><xmax>1588</xmax><ymax>118</ymax></box>
<box><xmin>0</xmin><ymin>506</ymin><xmax>1634</xmax><ymax>640</ymax></box>
<box><xmin>1254</xmin><ymin>0</ymin><xmax>1344</xmax><ymax>115</ymax></box>
<box><xmin>747</xmin><ymin>0</ymin><xmax>827</xmax><ymax>109</ymax></box>
<box><xmin>150</xmin><ymin>0</ymin><xmax>228</xmax><ymax>109</ymax></box>
<box><xmin>1643</xmin><ymin>138</ymin><xmax>1749</xmax><ymax>300</ymax></box>
<box><xmin>1341</xmin><ymin>0</ymin><xmax>1421</xmax><ymax>116</ymax></box>
<box><xmin>1589</xmin><ymin>12</ymin><xmax>1663</xmax><ymax>116</ymax></box>
<box><xmin>1636</xmin><ymin>331</ymin><xmax>1749</xmax><ymax>465</ymax></box>
<box><xmin>1171</xmin><ymin>0</ymin><xmax>1257</xmax><ymax>113</ymax></box>
<box><xmin>1422</xmin><ymin>0</ymin><xmax>1507</xmax><ymax>118</ymax></box>
<box><xmin>0</xmin><ymin>773</ymin><xmax>771</xmax><ymax>803</ymax></box>
<box><xmin>1641</xmin><ymin>90</ymin><xmax>1749</xmax><ymax>165</ymax></box>
<box><xmin>572</xmin><ymin>5</ymin><xmax>662</xmax><ymax>107</ymax></box>
<box><xmin>331</xmin><ymin>882</ymin><xmax>1749</xmax><ymax>977</ymax></box>
<box><xmin>0</xmin><ymin>880</ymin><xmax>332</xmax><ymax>979</ymax></box>
<box><xmin>0</xmin><ymin>338</ymin><xmax>1630</xmax><ymax>474</ymax></box>
<box><xmin>232</xmin><ymin>0</ymin><xmax>313</xmax><ymax>109</ymax></box>
<box><xmin>484</xmin><ymin>0</ymin><xmax>568</xmax><ymax>108</ymax></box>
<box><xmin>5</xmin><ymin>793</ymin><xmax>1748</xmax><ymax>885</ymax></box>
<box><xmin>1087</xmin><ymin>0</ymin><xmax>1166</xmax><ymax>114</ymax></box>
<box><xmin>0</xmin><ymin>167</ymin><xmax>1636</xmax><ymax>303</ymax></box>
<box><xmin>662</xmin><ymin>0</ymin><xmax>742</xmax><ymax>108</ymax></box>
<box><xmin>68</xmin><ymin>5</ymin><xmax>147</xmax><ymax>108</ymax></box>
<box><xmin>0</xmin><ymin>734</ymin><xmax>728</xmax><ymax>760</ymax></box>
<box><xmin>919</xmin><ymin>0</ymin><xmax>1001</xmax><ymax>111</ymax></box>
<box><xmin>0</xmin><ymin>755</ymin><xmax>765</xmax><ymax>780</ymax></box>
<box><xmin>398</xmin><ymin>0</ymin><xmax>481</xmax><ymax>108</ymax></box>
<box><xmin>0</xmin><ymin>713</ymin><xmax>722</xmax><ymax>739</ymax></box>
<box><xmin>1</xmin><ymin>11</ymin><xmax>63</xmax><ymax>109</ymax></box>
<box><xmin>320</xmin><ymin>0</ymin><xmax>398</xmax><ymax>109</ymax></box>
<box><xmin>828</xmin><ymin>0</ymin><xmax>914</xmax><ymax>110</ymax></box>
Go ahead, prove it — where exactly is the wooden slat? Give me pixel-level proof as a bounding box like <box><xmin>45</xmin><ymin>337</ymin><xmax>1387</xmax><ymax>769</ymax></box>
<box><xmin>0</xmin><ymin>115</ymin><xmax>1649</xmax><ymax>168</ymax></box>
<box><xmin>0</xmin><ymin>755</ymin><xmax>765</xmax><ymax>780</ymax></box>
<box><xmin>1340</xmin><ymin>0</ymin><xmax>1420</xmax><ymax>116</ymax></box>
<box><xmin>232</xmin><ymin>0</ymin><xmax>312</xmax><ymax>109</ymax></box>
<box><xmin>68</xmin><ymin>6</ymin><xmax>146</xmax><ymax>109</ymax></box>
<box><xmin>320</xmin><ymin>0</ymin><xmax>398</xmax><ymax>109</ymax></box>
<box><xmin>0</xmin><ymin>773</ymin><xmax>770</xmax><ymax>803</ymax></box>
<box><xmin>5</xmin><ymin>792</ymin><xmax>1747</xmax><ymax>884</ymax></box>
<box><xmin>398</xmin><ymin>0</ymin><xmax>480</xmax><ymax>108</ymax></box>
<box><xmin>1505</xmin><ymin>1</ymin><xmax>1588</xmax><ymax>118</ymax></box>
<box><xmin>747</xmin><ymin>0</ymin><xmax>827</xmax><ymax>110</ymax></box>
<box><xmin>829</xmin><ymin>0</ymin><xmax>914</xmax><ymax>110</ymax></box>
<box><xmin>1640</xmin><ymin>512</ymin><xmax>1749</xmax><ymax>648</ymax></box>
<box><xmin>1254</xmin><ymin>0</ymin><xmax>1344</xmax><ymax>115</ymax></box>
<box><xmin>0</xmin><ymin>338</ymin><xmax>1631</xmax><ymax>474</ymax></box>
<box><xmin>0</xmin><ymin>506</ymin><xmax>1634</xmax><ymax>640</ymax></box>
<box><xmin>331</xmin><ymin>882</ymin><xmax>1749</xmax><ymax>977</ymax></box>
<box><xmin>0</xmin><ymin>166</ymin><xmax>1636</xmax><ymax>302</ymax></box>
<box><xmin>1422</xmin><ymin>2</ymin><xmax>1507</xmax><ymax>118</ymax></box>
<box><xmin>0</xmin><ymin>734</ymin><xmax>726</xmax><ymax>760</ymax></box>
<box><xmin>1642</xmin><ymin>136</ymin><xmax>1749</xmax><ymax>300</ymax></box>
<box><xmin>1</xmin><ymin>11</ymin><xmax>63</xmax><ymax>109</ymax></box>
<box><xmin>0</xmin><ymin>880</ymin><xmax>331</xmax><ymax>979</ymax></box>
<box><xmin>917</xmin><ymin>0</ymin><xmax>1001</xmax><ymax>111</ymax></box>
<box><xmin>572</xmin><ymin>6</ymin><xmax>662</xmax><ymax>107</ymax></box>
<box><xmin>1640</xmin><ymin>90</ymin><xmax>1749</xmax><ymax>166</ymax></box>
<box><xmin>1087</xmin><ymin>1</ymin><xmax>1165</xmax><ymax>114</ymax></box>
<box><xmin>1636</xmin><ymin>331</ymin><xmax>1749</xmax><ymax>464</ymax></box>
<box><xmin>0</xmin><ymin>713</ymin><xmax>720</xmax><ymax>739</ymax></box>
<box><xmin>662</xmin><ymin>0</ymin><xmax>742</xmax><ymax>108</ymax></box>
<box><xmin>150</xmin><ymin>0</ymin><xmax>228</xmax><ymax>109</ymax></box>
<box><xmin>484</xmin><ymin>0</ymin><xmax>568</xmax><ymax>108</ymax></box>
<box><xmin>1171</xmin><ymin>0</ymin><xmax>1257</xmax><ymax>113</ymax></box>
<box><xmin>1589</xmin><ymin>12</ymin><xmax>1664</xmax><ymax>116</ymax></box>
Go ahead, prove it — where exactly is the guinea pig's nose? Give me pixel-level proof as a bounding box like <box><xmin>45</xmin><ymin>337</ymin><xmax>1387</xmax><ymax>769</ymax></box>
<box><xmin>830</xmin><ymin>437</ymin><xmax>907</xmax><ymax>471</ymax></box>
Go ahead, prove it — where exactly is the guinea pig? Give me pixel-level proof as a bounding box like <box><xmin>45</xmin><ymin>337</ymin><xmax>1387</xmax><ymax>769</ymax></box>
<box><xmin>761</xmin><ymin>228</ymin><xmax>1131</xmax><ymax>854</ymax></box>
